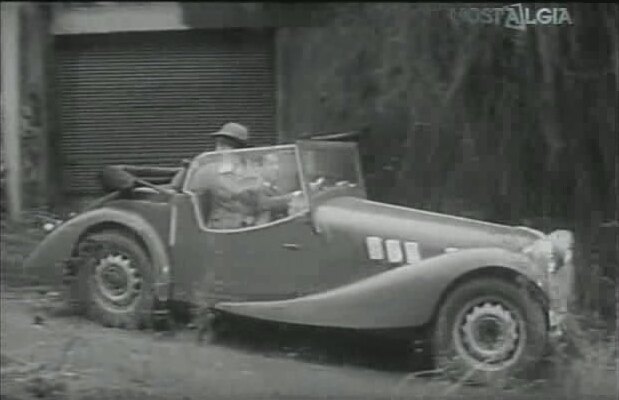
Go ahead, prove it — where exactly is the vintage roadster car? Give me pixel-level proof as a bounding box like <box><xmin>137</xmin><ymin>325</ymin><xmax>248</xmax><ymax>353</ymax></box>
<box><xmin>25</xmin><ymin>138</ymin><xmax>574</xmax><ymax>382</ymax></box>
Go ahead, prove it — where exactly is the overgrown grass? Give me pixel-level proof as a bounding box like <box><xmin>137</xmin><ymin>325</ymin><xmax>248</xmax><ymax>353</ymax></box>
<box><xmin>540</xmin><ymin>312</ymin><xmax>618</xmax><ymax>399</ymax></box>
<box><xmin>0</xmin><ymin>214</ymin><xmax>47</xmax><ymax>288</ymax></box>
<box><xmin>390</xmin><ymin>314</ymin><xmax>617</xmax><ymax>399</ymax></box>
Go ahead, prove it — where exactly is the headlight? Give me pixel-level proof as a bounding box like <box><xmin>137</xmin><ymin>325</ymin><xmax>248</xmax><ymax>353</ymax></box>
<box><xmin>548</xmin><ymin>230</ymin><xmax>574</xmax><ymax>262</ymax></box>
<box><xmin>41</xmin><ymin>218</ymin><xmax>64</xmax><ymax>233</ymax></box>
<box><xmin>43</xmin><ymin>222</ymin><xmax>56</xmax><ymax>232</ymax></box>
<box><xmin>524</xmin><ymin>237</ymin><xmax>555</xmax><ymax>273</ymax></box>
<box><xmin>523</xmin><ymin>230</ymin><xmax>574</xmax><ymax>274</ymax></box>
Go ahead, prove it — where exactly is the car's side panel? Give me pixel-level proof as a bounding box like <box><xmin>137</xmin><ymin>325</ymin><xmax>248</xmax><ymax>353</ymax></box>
<box><xmin>23</xmin><ymin>203</ymin><xmax>172</xmax><ymax>301</ymax></box>
<box><xmin>214</xmin><ymin>247</ymin><xmax>545</xmax><ymax>330</ymax></box>
<box><xmin>166</xmin><ymin>196</ymin><xmax>219</xmax><ymax>304</ymax></box>
<box><xmin>169</xmin><ymin>195</ymin><xmax>335</xmax><ymax>305</ymax></box>
<box><xmin>210</xmin><ymin>213</ymin><xmax>325</xmax><ymax>301</ymax></box>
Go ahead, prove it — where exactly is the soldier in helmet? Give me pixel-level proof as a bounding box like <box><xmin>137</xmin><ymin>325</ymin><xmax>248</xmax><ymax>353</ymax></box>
<box><xmin>169</xmin><ymin>122</ymin><xmax>249</xmax><ymax>189</ymax></box>
<box><xmin>211</xmin><ymin>122</ymin><xmax>250</xmax><ymax>151</ymax></box>
<box><xmin>189</xmin><ymin>122</ymin><xmax>297</xmax><ymax>229</ymax></box>
<box><xmin>190</xmin><ymin>122</ymin><xmax>254</xmax><ymax>229</ymax></box>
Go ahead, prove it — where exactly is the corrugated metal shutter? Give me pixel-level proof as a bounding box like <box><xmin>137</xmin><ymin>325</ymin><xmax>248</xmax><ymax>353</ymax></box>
<box><xmin>55</xmin><ymin>30</ymin><xmax>275</xmax><ymax>195</ymax></box>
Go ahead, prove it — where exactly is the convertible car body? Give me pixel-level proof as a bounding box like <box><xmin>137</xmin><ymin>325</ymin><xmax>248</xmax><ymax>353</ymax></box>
<box><xmin>24</xmin><ymin>139</ymin><xmax>575</xmax><ymax>382</ymax></box>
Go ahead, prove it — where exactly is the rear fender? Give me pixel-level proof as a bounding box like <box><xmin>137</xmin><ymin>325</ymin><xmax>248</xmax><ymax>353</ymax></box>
<box><xmin>215</xmin><ymin>247</ymin><xmax>544</xmax><ymax>330</ymax></box>
<box><xmin>23</xmin><ymin>207</ymin><xmax>171</xmax><ymax>301</ymax></box>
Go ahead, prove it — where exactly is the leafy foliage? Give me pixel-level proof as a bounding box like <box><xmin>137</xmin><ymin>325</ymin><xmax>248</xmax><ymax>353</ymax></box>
<box><xmin>281</xmin><ymin>3</ymin><xmax>617</xmax><ymax>320</ymax></box>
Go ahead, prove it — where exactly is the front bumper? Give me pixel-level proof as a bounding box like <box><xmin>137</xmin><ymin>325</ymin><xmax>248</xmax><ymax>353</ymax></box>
<box><xmin>546</xmin><ymin>253</ymin><xmax>575</xmax><ymax>340</ymax></box>
<box><xmin>523</xmin><ymin>230</ymin><xmax>576</xmax><ymax>337</ymax></box>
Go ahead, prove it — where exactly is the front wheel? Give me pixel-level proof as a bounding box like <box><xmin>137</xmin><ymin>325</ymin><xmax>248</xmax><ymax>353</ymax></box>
<box><xmin>433</xmin><ymin>277</ymin><xmax>547</xmax><ymax>386</ymax></box>
<box><xmin>74</xmin><ymin>230</ymin><xmax>155</xmax><ymax>329</ymax></box>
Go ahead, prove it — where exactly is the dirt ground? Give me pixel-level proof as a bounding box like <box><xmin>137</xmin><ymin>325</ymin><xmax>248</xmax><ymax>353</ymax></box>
<box><xmin>0</xmin><ymin>288</ymin><xmax>616</xmax><ymax>400</ymax></box>
<box><xmin>1</xmin><ymin>217</ymin><xmax>617</xmax><ymax>400</ymax></box>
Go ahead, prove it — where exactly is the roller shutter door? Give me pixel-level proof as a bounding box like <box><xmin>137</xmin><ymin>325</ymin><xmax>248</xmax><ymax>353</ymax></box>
<box><xmin>55</xmin><ymin>30</ymin><xmax>276</xmax><ymax>194</ymax></box>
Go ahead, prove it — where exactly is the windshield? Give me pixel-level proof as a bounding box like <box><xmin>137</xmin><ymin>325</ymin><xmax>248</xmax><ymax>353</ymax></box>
<box><xmin>297</xmin><ymin>141</ymin><xmax>365</xmax><ymax>200</ymax></box>
<box><xmin>184</xmin><ymin>145</ymin><xmax>309</xmax><ymax>230</ymax></box>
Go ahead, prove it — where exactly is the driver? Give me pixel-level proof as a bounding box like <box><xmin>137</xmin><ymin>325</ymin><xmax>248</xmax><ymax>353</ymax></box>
<box><xmin>195</xmin><ymin>125</ymin><xmax>303</xmax><ymax>229</ymax></box>
<box><xmin>170</xmin><ymin>122</ymin><xmax>250</xmax><ymax>190</ymax></box>
<box><xmin>197</xmin><ymin>123</ymin><xmax>256</xmax><ymax>229</ymax></box>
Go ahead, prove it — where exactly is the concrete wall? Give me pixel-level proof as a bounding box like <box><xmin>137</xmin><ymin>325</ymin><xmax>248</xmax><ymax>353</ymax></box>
<box><xmin>37</xmin><ymin>3</ymin><xmax>459</xmax><ymax>211</ymax></box>
<box><xmin>51</xmin><ymin>2</ymin><xmax>187</xmax><ymax>34</ymax></box>
<box><xmin>1</xmin><ymin>3</ymin><xmax>23</xmax><ymax>218</ymax></box>
<box><xmin>2</xmin><ymin>3</ymin><xmax>52</xmax><ymax>217</ymax></box>
<box><xmin>41</xmin><ymin>2</ymin><xmax>455</xmax><ymax>210</ymax></box>
<box><xmin>20</xmin><ymin>4</ymin><xmax>52</xmax><ymax>211</ymax></box>
<box><xmin>51</xmin><ymin>2</ymin><xmax>329</xmax><ymax>34</ymax></box>
<box><xmin>181</xmin><ymin>2</ymin><xmax>330</xmax><ymax>28</ymax></box>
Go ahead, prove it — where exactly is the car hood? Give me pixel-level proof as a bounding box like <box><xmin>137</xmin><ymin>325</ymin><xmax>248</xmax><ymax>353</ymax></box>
<box><xmin>313</xmin><ymin>197</ymin><xmax>543</xmax><ymax>255</ymax></box>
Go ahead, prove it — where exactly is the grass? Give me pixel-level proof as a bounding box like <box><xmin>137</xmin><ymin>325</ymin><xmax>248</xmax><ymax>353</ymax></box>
<box><xmin>0</xmin><ymin>214</ymin><xmax>47</xmax><ymax>288</ymax></box>
<box><xmin>390</xmin><ymin>316</ymin><xmax>617</xmax><ymax>399</ymax></box>
<box><xmin>540</xmin><ymin>313</ymin><xmax>618</xmax><ymax>399</ymax></box>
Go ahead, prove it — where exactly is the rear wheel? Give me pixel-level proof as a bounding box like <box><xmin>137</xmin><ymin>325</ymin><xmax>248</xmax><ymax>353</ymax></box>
<box><xmin>433</xmin><ymin>277</ymin><xmax>547</xmax><ymax>386</ymax></box>
<box><xmin>73</xmin><ymin>230</ymin><xmax>154</xmax><ymax>329</ymax></box>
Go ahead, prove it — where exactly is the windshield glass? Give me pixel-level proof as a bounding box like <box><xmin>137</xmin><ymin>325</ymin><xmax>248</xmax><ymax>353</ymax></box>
<box><xmin>297</xmin><ymin>141</ymin><xmax>364</xmax><ymax>200</ymax></box>
<box><xmin>184</xmin><ymin>146</ymin><xmax>308</xmax><ymax>230</ymax></box>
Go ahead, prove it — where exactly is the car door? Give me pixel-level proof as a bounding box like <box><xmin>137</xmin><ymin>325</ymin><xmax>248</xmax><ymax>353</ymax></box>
<box><xmin>211</xmin><ymin>211</ymin><xmax>325</xmax><ymax>301</ymax></box>
<box><xmin>180</xmin><ymin>146</ymin><xmax>325</xmax><ymax>302</ymax></box>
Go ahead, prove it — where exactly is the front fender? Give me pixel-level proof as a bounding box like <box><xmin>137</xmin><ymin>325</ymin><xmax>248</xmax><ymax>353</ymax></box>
<box><xmin>215</xmin><ymin>247</ymin><xmax>543</xmax><ymax>329</ymax></box>
<box><xmin>23</xmin><ymin>207</ymin><xmax>171</xmax><ymax>301</ymax></box>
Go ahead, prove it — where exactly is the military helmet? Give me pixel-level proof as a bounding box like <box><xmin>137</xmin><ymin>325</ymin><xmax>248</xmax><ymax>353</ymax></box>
<box><xmin>211</xmin><ymin>122</ymin><xmax>249</xmax><ymax>148</ymax></box>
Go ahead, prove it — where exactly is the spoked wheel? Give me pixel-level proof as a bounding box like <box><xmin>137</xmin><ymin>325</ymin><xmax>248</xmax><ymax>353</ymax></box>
<box><xmin>93</xmin><ymin>252</ymin><xmax>143</xmax><ymax>310</ymax></box>
<box><xmin>455</xmin><ymin>299</ymin><xmax>524</xmax><ymax>369</ymax></box>
<box><xmin>74</xmin><ymin>230</ymin><xmax>155</xmax><ymax>329</ymax></box>
<box><xmin>433</xmin><ymin>278</ymin><xmax>547</xmax><ymax>386</ymax></box>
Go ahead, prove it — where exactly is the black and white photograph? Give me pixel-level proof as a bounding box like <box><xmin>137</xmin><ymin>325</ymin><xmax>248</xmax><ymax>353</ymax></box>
<box><xmin>0</xmin><ymin>2</ymin><xmax>617</xmax><ymax>399</ymax></box>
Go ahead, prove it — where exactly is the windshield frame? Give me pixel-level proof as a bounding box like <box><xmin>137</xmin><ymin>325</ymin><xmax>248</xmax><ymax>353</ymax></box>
<box><xmin>181</xmin><ymin>144</ymin><xmax>311</xmax><ymax>233</ymax></box>
<box><xmin>295</xmin><ymin>139</ymin><xmax>367</xmax><ymax>205</ymax></box>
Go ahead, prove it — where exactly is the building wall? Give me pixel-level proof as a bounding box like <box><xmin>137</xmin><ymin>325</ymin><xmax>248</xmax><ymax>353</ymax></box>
<box><xmin>15</xmin><ymin>3</ymin><xmax>456</xmax><ymax>211</ymax></box>
<box><xmin>49</xmin><ymin>2</ymin><xmax>330</xmax><ymax>148</ymax></box>
<box><xmin>51</xmin><ymin>2</ymin><xmax>187</xmax><ymax>34</ymax></box>
<box><xmin>1</xmin><ymin>3</ymin><xmax>51</xmax><ymax>215</ymax></box>
<box><xmin>51</xmin><ymin>2</ymin><xmax>328</xmax><ymax>34</ymax></box>
<box><xmin>30</xmin><ymin>3</ymin><xmax>456</xmax><ymax>210</ymax></box>
<box><xmin>20</xmin><ymin>4</ymin><xmax>52</xmax><ymax>210</ymax></box>
<box><xmin>1</xmin><ymin>3</ymin><xmax>22</xmax><ymax>217</ymax></box>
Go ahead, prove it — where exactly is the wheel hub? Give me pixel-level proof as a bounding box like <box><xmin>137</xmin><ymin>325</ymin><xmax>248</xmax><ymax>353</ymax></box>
<box><xmin>94</xmin><ymin>253</ymin><xmax>142</xmax><ymax>306</ymax></box>
<box><xmin>458</xmin><ymin>302</ymin><xmax>520</xmax><ymax>367</ymax></box>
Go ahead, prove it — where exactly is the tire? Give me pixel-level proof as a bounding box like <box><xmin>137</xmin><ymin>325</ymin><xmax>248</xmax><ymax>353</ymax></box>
<box><xmin>433</xmin><ymin>277</ymin><xmax>547</xmax><ymax>386</ymax></box>
<box><xmin>74</xmin><ymin>230</ymin><xmax>155</xmax><ymax>329</ymax></box>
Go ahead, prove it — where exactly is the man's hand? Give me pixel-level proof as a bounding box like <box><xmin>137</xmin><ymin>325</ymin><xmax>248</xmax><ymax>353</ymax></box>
<box><xmin>288</xmin><ymin>190</ymin><xmax>308</xmax><ymax>215</ymax></box>
<box><xmin>309</xmin><ymin>177</ymin><xmax>325</xmax><ymax>192</ymax></box>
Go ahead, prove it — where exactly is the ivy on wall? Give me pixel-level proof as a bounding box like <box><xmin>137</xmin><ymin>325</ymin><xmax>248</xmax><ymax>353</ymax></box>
<box><xmin>278</xmin><ymin>3</ymin><xmax>617</xmax><ymax>316</ymax></box>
